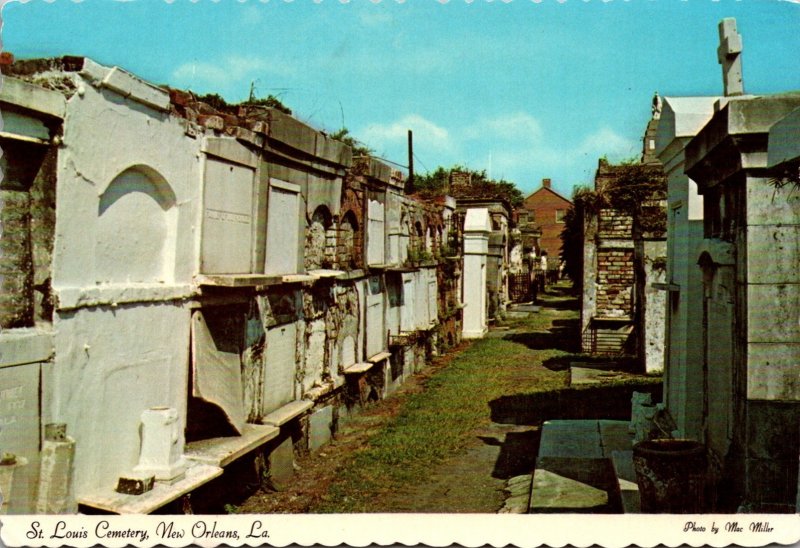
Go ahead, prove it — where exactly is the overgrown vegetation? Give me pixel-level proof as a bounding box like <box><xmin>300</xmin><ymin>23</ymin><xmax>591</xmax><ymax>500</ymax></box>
<box><xmin>330</xmin><ymin>128</ymin><xmax>374</xmax><ymax>157</ymax></box>
<box><xmin>195</xmin><ymin>92</ymin><xmax>292</xmax><ymax>115</ymax></box>
<box><xmin>414</xmin><ymin>165</ymin><xmax>524</xmax><ymax>207</ymax></box>
<box><xmin>242</xmin><ymin>94</ymin><xmax>292</xmax><ymax>114</ymax></box>
<box><xmin>560</xmin><ymin>159</ymin><xmax>666</xmax><ymax>289</ymax></box>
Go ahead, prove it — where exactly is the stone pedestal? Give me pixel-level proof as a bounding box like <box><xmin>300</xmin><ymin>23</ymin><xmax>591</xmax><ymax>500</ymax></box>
<box><xmin>36</xmin><ymin>423</ymin><xmax>77</xmax><ymax>514</ymax></box>
<box><xmin>133</xmin><ymin>407</ymin><xmax>187</xmax><ymax>482</ymax></box>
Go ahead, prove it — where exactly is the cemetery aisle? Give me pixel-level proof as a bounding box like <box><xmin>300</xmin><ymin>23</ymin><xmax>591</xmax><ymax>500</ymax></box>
<box><xmin>239</xmin><ymin>284</ymin><xmax>588</xmax><ymax>513</ymax></box>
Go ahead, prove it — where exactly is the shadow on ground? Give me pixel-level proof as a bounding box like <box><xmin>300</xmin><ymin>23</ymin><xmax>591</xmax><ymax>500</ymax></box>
<box><xmin>489</xmin><ymin>381</ymin><xmax>662</xmax><ymax>426</ymax></box>
<box><xmin>504</xmin><ymin>318</ymin><xmax>580</xmax><ymax>353</ymax></box>
<box><xmin>482</xmin><ymin>380</ymin><xmax>662</xmax><ymax>504</ymax></box>
<box><xmin>537</xmin><ymin>294</ymin><xmax>581</xmax><ymax>311</ymax></box>
<box><xmin>484</xmin><ymin>428</ymin><xmax>541</xmax><ymax>479</ymax></box>
<box><xmin>540</xmin><ymin>354</ymin><xmax>641</xmax><ymax>372</ymax></box>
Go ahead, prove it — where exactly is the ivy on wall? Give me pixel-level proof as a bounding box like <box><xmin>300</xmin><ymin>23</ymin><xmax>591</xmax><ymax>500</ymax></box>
<box><xmin>560</xmin><ymin>160</ymin><xmax>667</xmax><ymax>289</ymax></box>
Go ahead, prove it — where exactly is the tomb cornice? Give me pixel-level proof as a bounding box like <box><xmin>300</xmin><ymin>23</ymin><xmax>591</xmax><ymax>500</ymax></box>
<box><xmin>265</xmin><ymin>108</ymin><xmax>353</xmax><ymax>170</ymax></box>
<box><xmin>0</xmin><ymin>75</ymin><xmax>66</xmax><ymax>121</ymax></box>
<box><xmin>686</xmin><ymin>95</ymin><xmax>800</xmax><ymax>191</ymax></box>
<box><xmin>78</xmin><ymin>58</ymin><xmax>171</xmax><ymax>113</ymax></box>
<box><xmin>262</xmin><ymin>142</ymin><xmax>348</xmax><ymax>179</ymax></box>
<box><xmin>656</xmin><ymin>137</ymin><xmax>690</xmax><ymax>175</ymax></box>
<box><xmin>767</xmin><ymin>106</ymin><xmax>800</xmax><ymax>169</ymax></box>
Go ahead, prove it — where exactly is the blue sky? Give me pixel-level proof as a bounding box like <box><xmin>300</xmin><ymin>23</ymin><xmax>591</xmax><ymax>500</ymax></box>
<box><xmin>2</xmin><ymin>0</ymin><xmax>798</xmax><ymax>197</ymax></box>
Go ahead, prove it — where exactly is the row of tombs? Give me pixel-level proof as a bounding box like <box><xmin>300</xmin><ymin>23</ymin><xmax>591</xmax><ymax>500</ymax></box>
<box><xmin>0</xmin><ymin>56</ymin><xmax>496</xmax><ymax>514</ymax></box>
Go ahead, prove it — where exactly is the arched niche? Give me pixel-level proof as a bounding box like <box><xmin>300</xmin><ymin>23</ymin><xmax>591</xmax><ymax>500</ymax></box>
<box><xmin>338</xmin><ymin>210</ymin><xmax>360</xmax><ymax>269</ymax></box>
<box><xmin>306</xmin><ymin>205</ymin><xmax>333</xmax><ymax>270</ymax></box>
<box><xmin>96</xmin><ymin>165</ymin><xmax>177</xmax><ymax>284</ymax></box>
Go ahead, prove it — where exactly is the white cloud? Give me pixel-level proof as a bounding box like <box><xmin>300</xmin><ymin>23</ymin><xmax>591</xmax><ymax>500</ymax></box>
<box><xmin>575</xmin><ymin>127</ymin><xmax>638</xmax><ymax>161</ymax></box>
<box><xmin>458</xmin><ymin>116</ymin><xmax>638</xmax><ymax>187</ymax></box>
<box><xmin>462</xmin><ymin>112</ymin><xmax>543</xmax><ymax>142</ymax></box>
<box><xmin>356</xmin><ymin>111</ymin><xmax>639</xmax><ymax>192</ymax></box>
<box><xmin>171</xmin><ymin>55</ymin><xmax>295</xmax><ymax>94</ymax></box>
<box><xmin>361</xmin><ymin>114</ymin><xmax>453</xmax><ymax>155</ymax></box>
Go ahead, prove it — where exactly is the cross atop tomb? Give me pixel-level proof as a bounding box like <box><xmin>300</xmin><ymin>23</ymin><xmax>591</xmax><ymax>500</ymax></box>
<box><xmin>717</xmin><ymin>18</ymin><xmax>744</xmax><ymax>97</ymax></box>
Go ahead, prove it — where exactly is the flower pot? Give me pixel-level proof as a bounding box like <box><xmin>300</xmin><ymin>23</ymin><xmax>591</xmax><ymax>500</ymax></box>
<box><xmin>632</xmin><ymin>439</ymin><xmax>707</xmax><ymax>513</ymax></box>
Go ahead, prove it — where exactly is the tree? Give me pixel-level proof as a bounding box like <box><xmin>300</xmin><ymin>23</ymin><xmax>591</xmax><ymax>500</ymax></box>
<box><xmin>560</xmin><ymin>186</ymin><xmax>602</xmax><ymax>288</ymax></box>
<box><xmin>413</xmin><ymin>166</ymin><xmax>450</xmax><ymax>194</ymax></box>
<box><xmin>414</xmin><ymin>165</ymin><xmax>524</xmax><ymax>207</ymax></box>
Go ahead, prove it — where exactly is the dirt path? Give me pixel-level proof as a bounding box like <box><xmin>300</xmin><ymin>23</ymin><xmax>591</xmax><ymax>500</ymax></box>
<box><xmin>238</xmin><ymin>286</ymin><xmax>579</xmax><ymax>514</ymax></box>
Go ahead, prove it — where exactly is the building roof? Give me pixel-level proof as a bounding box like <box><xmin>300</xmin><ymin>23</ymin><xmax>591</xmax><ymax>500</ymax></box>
<box><xmin>523</xmin><ymin>184</ymin><xmax>572</xmax><ymax>206</ymax></box>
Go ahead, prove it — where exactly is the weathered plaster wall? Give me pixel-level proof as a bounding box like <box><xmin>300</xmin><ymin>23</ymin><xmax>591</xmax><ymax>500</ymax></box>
<box><xmin>462</xmin><ymin>208</ymin><xmax>490</xmax><ymax>339</ymax></box>
<box><xmin>3</xmin><ymin>58</ymin><xmax>465</xmax><ymax>511</ymax></box>
<box><xmin>54</xmin><ymin>303</ymin><xmax>190</xmax><ymax>496</ymax></box>
<box><xmin>580</xmin><ymin>211</ymin><xmax>598</xmax><ymax>352</ymax></box>
<box><xmin>685</xmin><ymin>94</ymin><xmax>800</xmax><ymax>509</ymax></box>
<box><xmin>642</xmin><ymin>240</ymin><xmax>667</xmax><ymax>373</ymax></box>
<box><xmin>55</xmin><ymin>75</ymin><xmax>199</xmax><ymax>288</ymax></box>
<box><xmin>50</xmin><ymin>66</ymin><xmax>201</xmax><ymax>498</ymax></box>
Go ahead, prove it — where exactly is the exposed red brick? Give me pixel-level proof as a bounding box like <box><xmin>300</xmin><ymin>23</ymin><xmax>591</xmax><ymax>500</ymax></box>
<box><xmin>169</xmin><ymin>88</ymin><xmax>194</xmax><ymax>107</ymax></box>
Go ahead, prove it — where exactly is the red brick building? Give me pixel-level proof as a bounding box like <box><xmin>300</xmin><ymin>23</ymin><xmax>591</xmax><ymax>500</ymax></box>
<box><xmin>521</xmin><ymin>178</ymin><xmax>572</xmax><ymax>258</ymax></box>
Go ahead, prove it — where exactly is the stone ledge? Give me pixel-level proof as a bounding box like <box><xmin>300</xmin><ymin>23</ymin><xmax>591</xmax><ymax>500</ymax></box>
<box><xmin>538</xmin><ymin>420</ymin><xmax>604</xmax><ymax>459</ymax></box>
<box><xmin>344</xmin><ymin>362</ymin><xmax>373</xmax><ymax>375</ymax></box>
<box><xmin>336</xmin><ymin>269</ymin><xmax>366</xmax><ymax>280</ymax></box>
<box><xmin>0</xmin><ymin>329</ymin><xmax>54</xmax><ymax>368</ymax></box>
<box><xmin>261</xmin><ymin>400</ymin><xmax>314</xmax><ymax>427</ymax></box>
<box><xmin>195</xmin><ymin>274</ymin><xmax>283</xmax><ymax>288</ymax></box>
<box><xmin>78</xmin><ymin>463</ymin><xmax>222</xmax><ymax>514</ymax></box>
<box><xmin>368</xmin><ymin>351</ymin><xmax>391</xmax><ymax>363</ymax></box>
<box><xmin>307</xmin><ymin>269</ymin><xmax>345</xmax><ymax>279</ymax></box>
<box><xmin>185</xmin><ymin>424</ymin><xmax>280</xmax><ymax>468</ymax></box>
<box><xmin>529</xmin><ymin>468</ymin><xmax>609</xmax><ymax>512</ymax></box>
<box><xmin>303</xmin><ymin>382</ymin><xmax>338</xmax><ymax>401</ymax></box>
<box><xmin>55</xmin><ymin>284</ymin><xmax>196</xmax><ymax>311</ymax></box>
<box><xmin>281</xmin><ymin>274</ymin><xmax>317</xmax><ymax>284</ymax></box>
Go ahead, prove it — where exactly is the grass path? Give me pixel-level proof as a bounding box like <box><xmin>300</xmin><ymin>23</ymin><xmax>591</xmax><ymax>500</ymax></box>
<box><xmin>310</xmin><ymin>289</ymin><xmax>577</xmax><ymax>513</ymax></box>
<box><xmin>238</xmin><ymin>285</ymin><xmax>660</xmax><ymax>513</ymax></box>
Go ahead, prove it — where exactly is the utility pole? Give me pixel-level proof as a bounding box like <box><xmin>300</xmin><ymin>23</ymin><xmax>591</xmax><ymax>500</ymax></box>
<box><xmin>406</xmin><ymin>129</ymin><xmax>414</xmax><ymax>194</ymax></box>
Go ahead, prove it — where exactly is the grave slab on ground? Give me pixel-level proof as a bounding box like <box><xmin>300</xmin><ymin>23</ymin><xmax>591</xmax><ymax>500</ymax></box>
<box><xmin>530</xmin><ymin>419</ymin><xmax>638</xmax><ymax>513</ymax></box>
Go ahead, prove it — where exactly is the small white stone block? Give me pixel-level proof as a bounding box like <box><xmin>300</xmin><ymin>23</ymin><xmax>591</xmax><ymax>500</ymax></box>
<box><xmin>134</xmin><ymin>407</ymin><xmax>187</xmax><ymax>482</ymax></box>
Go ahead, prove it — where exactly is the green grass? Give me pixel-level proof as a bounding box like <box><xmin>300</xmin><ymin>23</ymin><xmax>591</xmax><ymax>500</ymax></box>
<box><xmin>310</xmin><ymin>288</ymin><xmax>662</xmax><ymax>513</ymax></box>
<box><xmin>311</xmin><ymin>309</ymin><xmax>573</xmax><ymax>513</ymax></box>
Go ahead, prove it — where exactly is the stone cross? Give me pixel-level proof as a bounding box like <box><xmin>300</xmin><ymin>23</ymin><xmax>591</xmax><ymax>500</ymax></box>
<box><xmin>718</xmin><ymin>18</ymin><xmax>744</xmax><ymax>96</ymax></box>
